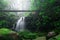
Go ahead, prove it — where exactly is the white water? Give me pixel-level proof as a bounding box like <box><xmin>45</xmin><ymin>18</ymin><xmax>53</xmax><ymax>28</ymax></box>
<box><xmin>15</xmin><ymin>17</ymin><xmax>25</xmax><ymax>31</ymax></box>
<box><xmin>5</xmin><ymin>0</ymin><xmax>32</xmax><ymax>31</ymax></box>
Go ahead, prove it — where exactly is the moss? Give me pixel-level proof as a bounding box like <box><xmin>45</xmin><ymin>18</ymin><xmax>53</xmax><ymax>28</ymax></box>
<box><xmin>0</xmin><ymin>28</ymin><xmax>14</xmax><ymax>35</ymax></box>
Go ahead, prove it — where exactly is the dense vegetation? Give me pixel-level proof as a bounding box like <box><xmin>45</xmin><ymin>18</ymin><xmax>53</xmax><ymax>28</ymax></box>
<box><xmin>25</xmin><ymin>0</ymin><xmax>60</xmax><ymax>33</ymax></box>
<box><xmin>0</xmin><ymin>0</ymin><xmax>60</xmax><ymax>40</ymax></box>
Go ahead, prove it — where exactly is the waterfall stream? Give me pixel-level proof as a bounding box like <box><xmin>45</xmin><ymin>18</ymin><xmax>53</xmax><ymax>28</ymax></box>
<box><xmin>15</xmin><ymin>17</ymin><xmax>25</xmax><ymax>32</ymax></box>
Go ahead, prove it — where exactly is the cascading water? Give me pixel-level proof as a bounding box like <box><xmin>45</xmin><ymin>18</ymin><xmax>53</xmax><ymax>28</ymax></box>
<box><xmin>15</xmin><ymin>17</ymin><xmax>25</xmax><ymax>31</ymax></box>
<box><xmin>5</xmin><ymin>0</ymin><xmax>32</xmax><ymax>31</ymax></box>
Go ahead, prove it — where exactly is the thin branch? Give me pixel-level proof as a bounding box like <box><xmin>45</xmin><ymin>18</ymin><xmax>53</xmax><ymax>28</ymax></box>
<box><xmin>0</xmin><ymin>10</ymin><xmax>40</xmax><ymax>12</ymax></box>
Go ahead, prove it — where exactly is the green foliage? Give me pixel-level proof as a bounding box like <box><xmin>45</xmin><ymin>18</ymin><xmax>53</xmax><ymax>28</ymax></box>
<box><xmin>55</xmin><ymin>34</ymin><xmax>60</xmax><ymax>40</ymax></box>
<box><xmin>0</xmin><ymin>28</ymin><xmax>19</xmax><ymax>40</ymax></box>
<box><xmin>0</xmin><ymin>0</ymin><xmax>8</xmax><ymax>9</ymax></box>
<box><xmin>30</xmin><ymin>0</ymin><xmax>40</xmax><ymax>10</ymax></box>
<box><xmin>49</xmin><ymin>34</ymin><xmax>60</xmax><ymax>40</ymax></box>
<box><xmin>0</xmin><ymin>28</ymin><xmax>14</xmax><ymax>35</ymax></box>
<box><xmin>0</xmin><ymin>13</ymin><xmax>17</xmax><ymax>28</ymax></box>
<box><xmin>26</xmin><ymin>0</ymin><xmax>60</xmax><ymax>34</ymax></box>
<box><xmin>0</xmin><ymin>0</ymin><xmax>17</xmax><ymax>28</ymax></box>
<box><xmin>19</xmin><ymin>31</ymin><xmax>38</xmax><ymax>39</ymax></box>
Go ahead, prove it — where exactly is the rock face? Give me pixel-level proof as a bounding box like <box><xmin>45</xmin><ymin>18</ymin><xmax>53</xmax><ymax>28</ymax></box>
<box><xmin>46</xmin><ymin>31</ymin><xmax>59</xmax><ymax>40</ymax></box>
<box><xmin>0</xmin><ymin>32</ymin><xmax>22</xmax><ymax>40</ymax></box>
<box><xmin>8</xmin><ymin>32</ymin><xmax>22</xmax><ymax>40</ymax></box>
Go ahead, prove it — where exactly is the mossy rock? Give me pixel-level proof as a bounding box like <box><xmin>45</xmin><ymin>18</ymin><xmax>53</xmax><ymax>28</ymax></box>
<box><xmin>0</xmin><ymin>28</ymin><xmax>15</xmax><ymax>35</ymax></box>
<box><xmin>0</xmin><ymin>28</ymin><xmax>20</xmax><ymax>40</ymax></box>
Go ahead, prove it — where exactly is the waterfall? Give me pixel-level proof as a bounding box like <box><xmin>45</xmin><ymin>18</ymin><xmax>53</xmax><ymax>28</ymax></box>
<box><xmin>15</xmin><ymin>17</ymin><xmax>25</xmax><ymax>31</ymax></box>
